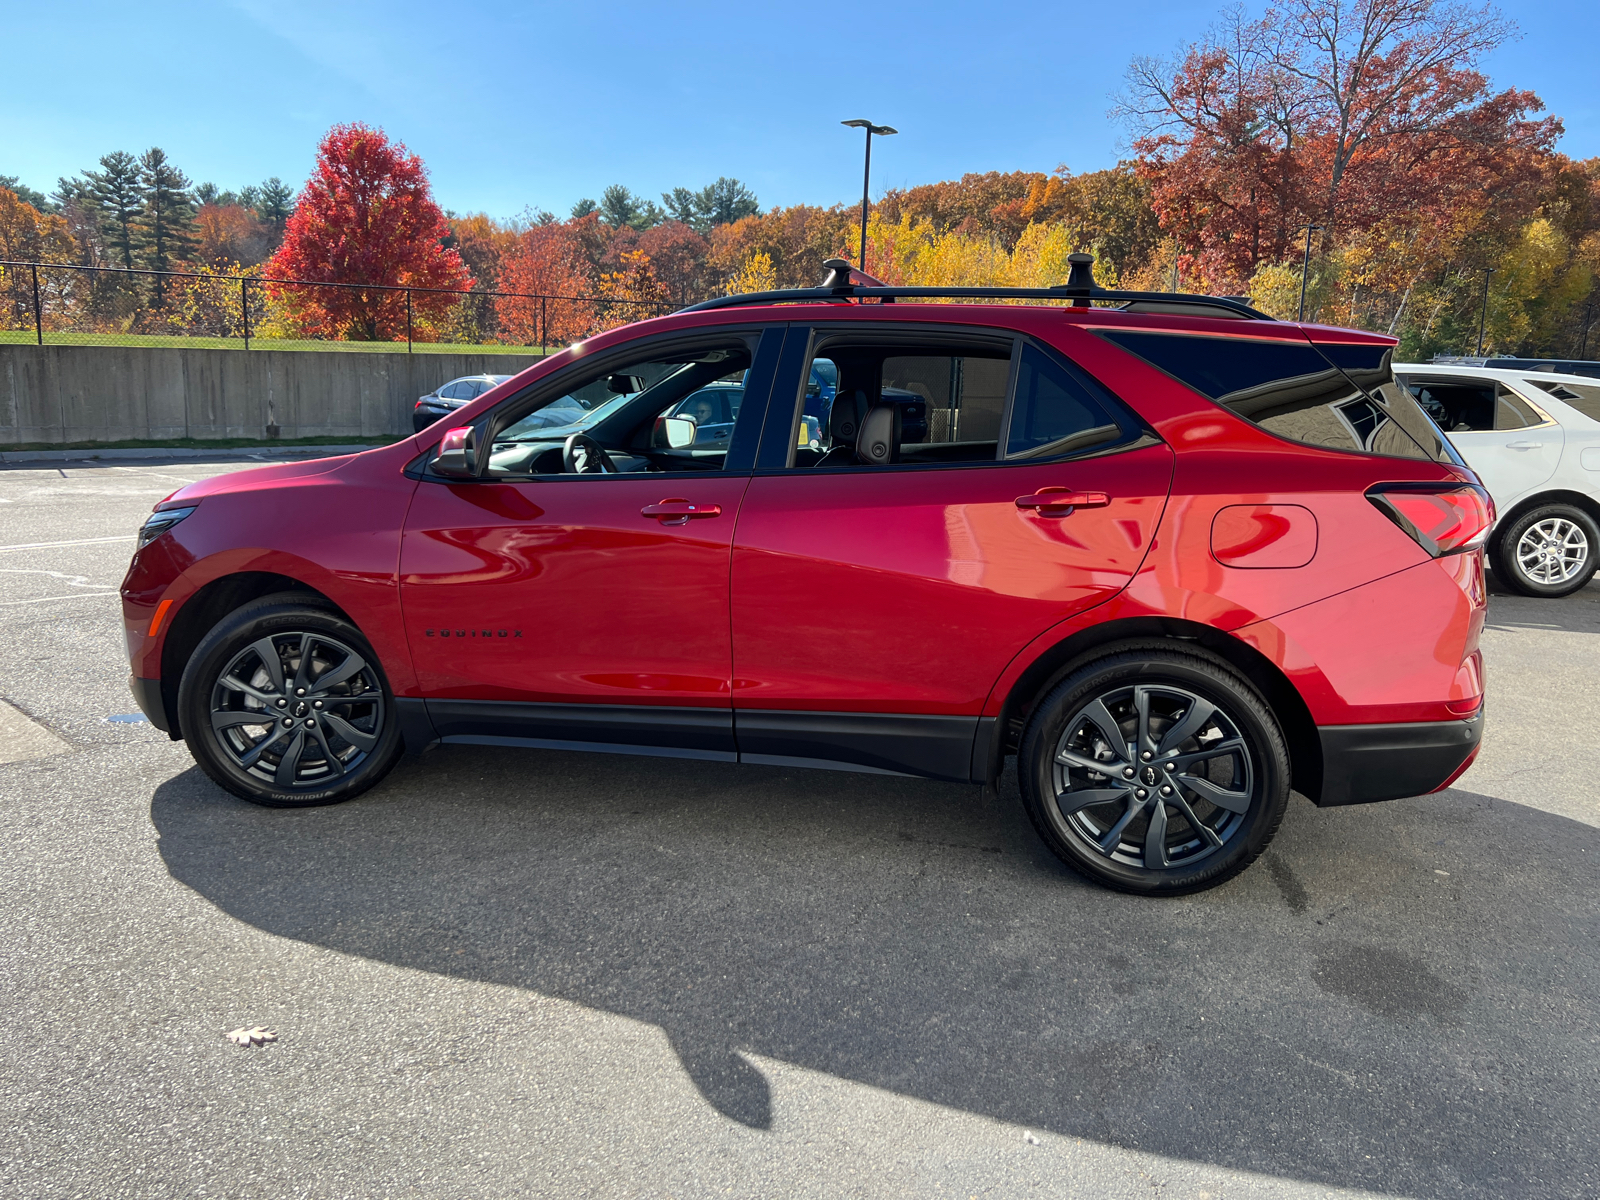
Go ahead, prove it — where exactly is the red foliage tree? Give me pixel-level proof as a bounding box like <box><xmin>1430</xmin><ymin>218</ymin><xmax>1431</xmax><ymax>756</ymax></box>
<box><xmin>266</xmin><ymin>124</ymin><xmax>470</xmax><ymax>340</ymax></box>
<box><xmin>495</xmin><ymin>223</ymin><xmax>594</xmax><ymax>345</ymax></box>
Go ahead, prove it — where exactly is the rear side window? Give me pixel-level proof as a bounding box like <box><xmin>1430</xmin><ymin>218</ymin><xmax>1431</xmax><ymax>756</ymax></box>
<box><xmin>1099</xmin><ymin>330</ymin><xmax>1451</xmax><ymax>462</ymax></box>
<box><xmin>1006</xmin><ymin>343</ymin><xmax>1124</xmax><ymax>459</ymax></box>
<box><xmin>1528</xmin><ymin>378</ymin><xmax>1600</xmax><ymax>423</ymax></box>
<box><xmin>1397</xmin><ymin>376</ymin><xmax>1545</xmax><ymax>432</ymax></box>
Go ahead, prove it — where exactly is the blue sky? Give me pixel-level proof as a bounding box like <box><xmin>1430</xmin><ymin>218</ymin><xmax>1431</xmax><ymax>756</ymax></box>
<box><xmin>5</xmin><ymin>0</ymin><xmax>1597</xmax><ymax>220</ymax></box>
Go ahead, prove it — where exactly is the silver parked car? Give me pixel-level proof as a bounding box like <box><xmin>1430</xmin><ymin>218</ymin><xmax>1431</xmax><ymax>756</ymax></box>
<box><xmin>413</xmin><ymin>375</ymin><xmax>514</xmax><ymax>433</ymax></box>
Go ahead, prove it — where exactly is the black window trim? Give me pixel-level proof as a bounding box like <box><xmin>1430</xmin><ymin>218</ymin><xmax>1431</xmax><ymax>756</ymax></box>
<box><xmin>1094</xmin><ymin>326</ymin><xmax>1459</xmax><ymax>465</ymax></box>
<box><xmin>410</xmin><ymin>324</ymin><xmax>784</xmax><ymax>484</ymax></box>
<box><xmin>753</xmin><ymin>320</ymin><xmax>1155</xmax><ymax>477</ymax></box>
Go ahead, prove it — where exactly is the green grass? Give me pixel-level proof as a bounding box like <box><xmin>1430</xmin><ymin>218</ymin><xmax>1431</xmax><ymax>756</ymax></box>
<box><xmin>0</xmin><ymin>434</ymin><xmax>405</xmax><ymax>452</ymax></box>
<box><xmin>0</xmin><ymin>329</ymin><xmax>553</xmax><ymax>355</ymax></box>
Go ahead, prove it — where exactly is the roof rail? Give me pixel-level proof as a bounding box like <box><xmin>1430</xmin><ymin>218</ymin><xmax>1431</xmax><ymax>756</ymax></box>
<box><xmin>682</xmin><ymin>253</ymin><xmax>1276</xmax><ymax>321</ymax></box>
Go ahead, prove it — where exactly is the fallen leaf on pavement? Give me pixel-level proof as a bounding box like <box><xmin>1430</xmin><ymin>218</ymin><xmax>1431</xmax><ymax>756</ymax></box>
<box><xmin>225</xmin><ymin>1026</ymin><xmax>278</xmax><ymax>1047</ymax></box>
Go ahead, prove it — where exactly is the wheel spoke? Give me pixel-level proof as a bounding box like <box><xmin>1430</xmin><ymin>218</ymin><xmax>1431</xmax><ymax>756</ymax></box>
<box><xmin>274</xmin><ymin>729</ymin><xmax>307</xmax><ymax>787</ymax></box>
<box><xmin>247</xmin><ymin>637</ymin><xmax>286</xmax><ymax>694</ymax></box>
<box><xmin>1143</xmin><ymin>797</ymin><xmax>1169</xmax><ymax>868</ymax></box>
<box><xmin>1056</xmin><ymin>786</ymin><xmax>1129</xmax><ymax>816</ymax></box>
<box><xmin>323</xmin><ymin>711</ymin><xmax>377</xmax><ymax>753</ymax></box>
<box><xmin>237</xmin><ymin>725</ymin><xmax>288</xmax><ymax>768</ymax></box>
<box><xmin>1135</xmin><ymin>687</ymin><xmax>1156</xmax><ymax>757</ymax></box>
<box><xmin>1081</xmin><ymin>699</ymin><xmax>1131</xmax><ymax>763</ymax></box>
<box><xmin>1156</xmin><ymin>697</ymin><xmax>1216</xmax><ymax>756</ymax></box>
<box><xmin>290</xmin><ymin>633</ymin><xmax>315</xmax><ymax>692</ymax></box>
<box><xmin>218</xmin><ymin>676</ymin><xmax>278</xmax><ymax>706</ymax></box>
<box><xmin>308</xmin><ymin>651</ymin><xmax>368</xmax><ymax>695</ymax></box>
<box><xmin>211</xmin><ymin>709</ymin><xmax>274</xmax><ymax>732</ymax></box>
<box><xmin>1056</xmin><ymin>748</ymin><xmax>1120</xmax><ymax>774</ymax></box>
<box><xmin>1097</xmin><ymin>793</ymin><xmax>1142</xmax><ymax>853</ymax></box>
<box><xmin>1163</xmin><ymin>737</ymin><xmax>1245</xmax><ymax>771</ymax></box>
<box><xmin>1177</xmin><ymin>771</ymin><xmax>1252</xmax><ymax>814</ymax></box>
<box><xmin>308</xmin><ymin>722</ymin><xmax>345</xmax><ymax>777</ymax></box>
<box><xmin>1172</xmin><ymin>793</ymin><xmax>1224</xmax><ymax>848</ymax></box>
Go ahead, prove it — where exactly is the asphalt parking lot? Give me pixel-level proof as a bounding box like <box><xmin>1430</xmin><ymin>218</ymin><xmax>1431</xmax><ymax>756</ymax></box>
<box><xmin>1</xmin><ymin>457</ymin><xmax>1596</xmax><ymax>1200</ymax></box>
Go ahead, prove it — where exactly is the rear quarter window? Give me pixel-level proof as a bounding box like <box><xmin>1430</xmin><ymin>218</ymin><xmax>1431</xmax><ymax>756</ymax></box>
<box><xmin>1098</xmin><ymin>330</ymin><xmax>1452</xmax><ymax>463</ymax></box>
<box><xmin>1528</xmin><ymin>378</ymin><xmax>1600</xmax><ymax>424</ymax></box>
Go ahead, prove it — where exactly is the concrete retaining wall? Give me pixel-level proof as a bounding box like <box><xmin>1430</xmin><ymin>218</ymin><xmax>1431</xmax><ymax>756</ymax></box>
<box><xmin>0</xmin><ymin>344</ymin><xmax>544</xmax><ymax>444</ymax></box>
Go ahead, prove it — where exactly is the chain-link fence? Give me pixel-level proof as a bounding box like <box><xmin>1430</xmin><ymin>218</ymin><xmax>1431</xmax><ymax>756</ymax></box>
<box><xmin>0</xmin><ymin>260</ymin><xmax>675</xmax><ymax>354</ymax></box>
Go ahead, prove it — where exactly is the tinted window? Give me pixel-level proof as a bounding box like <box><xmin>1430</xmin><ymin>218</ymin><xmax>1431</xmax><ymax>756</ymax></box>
<box><xmin>1100</xmin><ymin>330</ymin><xmax>1449</xmax><ymax>462</ymax></box>
<box><xmin>1529</xmin><ymin>378</ymin><xmax>1600</xmax><ymax>423</ymax></box>
<box><xmin>1006</xmin><ymin>343</ymin><xmax>1124</xmax><ymax>459</ymax></box>
<box><xmin>1398</xmin><ymin>377</ymin><xmax>1543</xmax><ymax>432</ymax></box>
<box><xmin>438</xmin><ymin>380</ymin><xmax>472</xmax><ymax>400</ymax></box>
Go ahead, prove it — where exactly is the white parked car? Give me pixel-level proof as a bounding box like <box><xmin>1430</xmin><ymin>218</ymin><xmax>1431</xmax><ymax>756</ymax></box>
<box><xmin>1395</xmin><ymin>362</ymin><xmax>1600</xmax><ymax>597</ymax></box>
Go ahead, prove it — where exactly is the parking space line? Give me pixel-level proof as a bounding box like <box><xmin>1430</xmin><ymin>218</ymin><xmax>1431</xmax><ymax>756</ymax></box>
<box><xmin>0</xmin><ymin>536</ymin><xmax>135</xmax><ymax>553</ymax></box>
<box><xmin>0</xmin><ymin>591</ymin><xmax>120</xmax><ymax>607</ymax></box>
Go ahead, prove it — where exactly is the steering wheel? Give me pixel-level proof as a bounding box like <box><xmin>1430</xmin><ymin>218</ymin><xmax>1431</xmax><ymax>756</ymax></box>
<box><xmin>562</xmin><ymin>433</ymin><xmax>619</xmax><ymax>474</ymax></box>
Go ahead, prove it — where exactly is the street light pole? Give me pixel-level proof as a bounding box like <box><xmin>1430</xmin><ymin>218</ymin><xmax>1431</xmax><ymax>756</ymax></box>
<box><xmin>1295</xmin><ymin>224</ymin><xmax>1323</xmax><ymax>322</ymax></box>
<box><xmin>842</xmin><ymin>119</ymin><xmax>897</xmax><ymax>274</ymax></box>
<box><xmin>1475</xmin><ymin>267</ymin><xmax>1496</xmax><ymax>358</ymax></box>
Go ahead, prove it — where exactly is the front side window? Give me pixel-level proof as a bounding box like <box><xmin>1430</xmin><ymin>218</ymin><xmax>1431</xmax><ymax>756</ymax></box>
<box><xmin>784</xmin><ymin>332</ymin><xmax>1137</xmax><ymax>470</ymax></box>
<box><xmin>1100</xmin><ymin>330</ymin><xmax>1452</xmax><ymax>462</ymax></box>
<box><xmin>472</xmin><ymin>337</ymin><xmax>758</xmax><ymax>478</ymax></box>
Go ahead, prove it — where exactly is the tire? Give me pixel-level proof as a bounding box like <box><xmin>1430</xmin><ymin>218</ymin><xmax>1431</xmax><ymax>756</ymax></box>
<box><xmin>1017</xmin><ymin>645</ymin><xmax>1290</xmax><ymax>896</ymax></box>
<box><xmin>1490</xmin><ymin>504</ymin><xmax>1600</xmax><ymax>598</ymax></box>
<box><xmin>177</xmin><ymin>593</ymin><xmax>404</xmax><ymax>807</ymax></box>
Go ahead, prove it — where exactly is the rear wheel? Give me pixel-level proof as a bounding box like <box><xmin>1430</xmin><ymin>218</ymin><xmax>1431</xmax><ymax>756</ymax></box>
<box><xmin>1491</xmin><ymin>504</ymin><xmax>1599</xmax><ymax>598</ymax></box>
<box><xmin>1017</xmin><ymin>646</ymin><xmax>1290</xmax><ymax>896</ymax></box>
<box><xmin>177</xmin><ymin>594</ymin><xmax>404</xmax><ymax>807</ymax></box>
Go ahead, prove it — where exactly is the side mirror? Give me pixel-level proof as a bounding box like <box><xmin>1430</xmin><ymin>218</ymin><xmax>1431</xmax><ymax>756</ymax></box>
<box><xmin>607</xmin><ymin>373</ymin><xmax>645</xmax><ymax>395</ymax></box>
<box><xmin>432</xmin><ymin>425</ymin><xmax>477</xmax><ymax>478</ymax></box>
<box><xmin>805</xmin><ymin>382</ymin><xmax>821</xmax><ymax>398</ymax></box>
<box><xmin>651</xmin><ymin>414</ymin><xmax>698</xmax><ymax>449</ymax></box>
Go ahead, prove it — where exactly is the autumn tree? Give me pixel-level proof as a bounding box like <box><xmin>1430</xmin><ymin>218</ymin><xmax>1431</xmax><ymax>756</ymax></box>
<box><xmin>266</xmin><ymin>124</ymin><xmax>471</xmax><ymax>341</ymax></box>
<box><xmin>495</xmin><ymin>222</ymin><xmax>593</xmax><ymax>345</ymax></box>
<box><xmin>0</xmin><ymin>188</ymin><xmax>78</xmax><ymax>330</ymax></box>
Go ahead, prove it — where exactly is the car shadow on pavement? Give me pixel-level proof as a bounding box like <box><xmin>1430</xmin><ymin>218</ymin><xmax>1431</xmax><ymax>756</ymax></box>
<box><xmin>150</xmin><ymin>752</ymin><xmax>1598</xmax><ymax>1199</ymax></box>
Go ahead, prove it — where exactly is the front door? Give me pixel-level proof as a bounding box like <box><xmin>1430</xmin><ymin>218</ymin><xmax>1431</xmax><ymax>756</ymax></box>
<box><xmin>1402</xmin><ymin>374</ymin><xmax>1563</xmax><ymax>508</ymax></box>
<box><xmin>730</xmin><ymin>327</ymin><xmax>1174</xmax><ymax>779</ymax></box>
<box><xmin>400</xmin><ymin>327</ymin><xmax>782</xmax><ymax>755</ymax></box>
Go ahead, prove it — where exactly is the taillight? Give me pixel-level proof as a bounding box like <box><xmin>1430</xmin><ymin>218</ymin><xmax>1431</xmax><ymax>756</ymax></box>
<box><xmin>1367</xmin><ymin>483</ymin><xmax>1494</xmax><ymax>557</ymax></box>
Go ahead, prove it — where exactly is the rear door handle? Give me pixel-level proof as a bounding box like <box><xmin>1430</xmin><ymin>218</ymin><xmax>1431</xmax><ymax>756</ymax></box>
<box><xmin>1015</xmin><ymin>489</ymin><xmax>1110</xmax><ymax>513</ymax></box>
<box><xmin>1507</xmin><ymin>441</ymin><xmax>1544</xmax><ymax>449</ymax></box>
<box><xmin>641</xmin><ymin>499</ymin><xmax>723</xmax><ymax>525</ymax></box>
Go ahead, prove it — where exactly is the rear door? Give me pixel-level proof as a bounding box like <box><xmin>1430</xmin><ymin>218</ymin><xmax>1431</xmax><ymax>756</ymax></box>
<box><xmin>1401</xmin><ymin>373</ymin><xmax>1562</xmax><ymax>508</ymax></box>
<box><xmin>729</xmin><ymin>324</ymin><xmax>1174</xmax><ymax>779</ymax></box>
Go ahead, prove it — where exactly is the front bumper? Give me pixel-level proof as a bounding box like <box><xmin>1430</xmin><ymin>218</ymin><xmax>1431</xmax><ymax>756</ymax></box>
<box><xmin>1315</xmin><ymin>708</ymin><xmax>1483</xmax><ymax>806</ymax></box>
<box><xmin>130</xmin><ymin>674</ymin><xmax>171</xmax><ymax>733</ymax></box>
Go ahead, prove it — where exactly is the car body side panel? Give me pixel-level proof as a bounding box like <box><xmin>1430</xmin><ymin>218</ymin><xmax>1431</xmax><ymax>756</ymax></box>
<box><xmin>120</xmin><ymin>444</ymin><xmax>422</xmax><ymax>694</ymax></box>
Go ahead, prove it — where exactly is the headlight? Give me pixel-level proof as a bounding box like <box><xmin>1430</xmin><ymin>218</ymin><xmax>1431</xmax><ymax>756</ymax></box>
<box><xmin>138</xmin><ymin>506</ymin><xmax>196</xmax><ymax>548</ymax></box>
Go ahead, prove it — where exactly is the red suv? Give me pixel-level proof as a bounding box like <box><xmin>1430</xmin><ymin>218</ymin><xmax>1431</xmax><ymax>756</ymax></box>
<box><xmin>121</xmin><ymin>261</ymin><xmax>1490</xmax><ymax>895</ymax></box>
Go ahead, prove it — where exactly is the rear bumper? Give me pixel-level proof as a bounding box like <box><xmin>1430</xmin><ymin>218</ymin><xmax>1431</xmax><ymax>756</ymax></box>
<box><xmin>1315</xmin><ymin>708</ymin><xmax>1483</xmax><ymax>807</ymax></box>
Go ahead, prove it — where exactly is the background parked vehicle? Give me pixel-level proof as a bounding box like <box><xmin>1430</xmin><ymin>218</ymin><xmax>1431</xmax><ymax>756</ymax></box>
<box><xmin>413</xmin><ymin>375</ymin><xmax>514</xmax><ymax>432</ymax></box>
<box><xmin>1396</xmin><ymin>363</ymin><xmax>1600</xmax><ymax>597</ymax></box>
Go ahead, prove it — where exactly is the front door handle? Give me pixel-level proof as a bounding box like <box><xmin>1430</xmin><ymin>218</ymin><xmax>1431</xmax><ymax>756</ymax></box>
<box><xmin>1507</xmin><ymin>441</ymin><xmax>1544</xmax><ymax>449</ymax></box>
<box><xmin>1015</xmin><ymin>488</ymin><xmax>1110</xmax><ymax>513</ymax></box>
<box><xmin>641</xmin><ymin>499</ymin><xmax>723</xmax><ymax>525</ymax></box>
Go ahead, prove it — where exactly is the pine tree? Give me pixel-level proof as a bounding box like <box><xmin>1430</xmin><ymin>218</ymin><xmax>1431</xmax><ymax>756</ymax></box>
<box><xmin>134</xmin><ymin>148</ymin><xmax>196</xmax><ymax>306</ymax></box>
<box><xmin>82</xmin><ymin>151</ymin><xmax>143</xmax><ymax>269</ymax></box>
<box><xmin>254</xmin><ymin>178</ymin><xmax>294</xmax><ymax>230</ymax></box>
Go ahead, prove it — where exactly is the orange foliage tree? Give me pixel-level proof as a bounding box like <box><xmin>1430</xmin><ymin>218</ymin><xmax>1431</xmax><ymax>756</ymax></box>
<box><xmin>495</xmin><ymin>223</ymin><xmax>594</xmax><ymax>344</ymax></box>
<box><xmin>265</xmin><ymin>124</ymin><xmax>470</xmax><ymax>340</ymax></box>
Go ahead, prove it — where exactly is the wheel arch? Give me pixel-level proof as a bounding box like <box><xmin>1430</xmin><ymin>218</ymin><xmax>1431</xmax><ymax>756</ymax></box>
<box><xmin>987</xmin><ymin>616</ymin><xmax>1323</xmax><ymax>803</ymax></box>
<box><xmin>1491</xmin><ymin>488</ymin><xmax>1600</xmax><ymax>542</ymax></box>
<box><xmin>158</xmin><ymin>572</ymin><xmax>346</xmax><ymax>739</ymax></box>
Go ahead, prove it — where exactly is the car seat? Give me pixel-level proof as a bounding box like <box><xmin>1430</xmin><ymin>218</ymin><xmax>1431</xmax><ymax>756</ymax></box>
<box><xmin>815</xmin><ymin>389</ymin><xmax>869</xmax><ymax>467</ymax></box>
<box><xmin>855</xmin><ymin>402</ymin><xmax>902</xmax><ymax>465</ymax></box>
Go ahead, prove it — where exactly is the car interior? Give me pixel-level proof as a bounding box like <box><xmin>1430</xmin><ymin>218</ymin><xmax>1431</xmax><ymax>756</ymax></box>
<box><xmin>471</xmin><ymin>339</ymin><xmax>757</xmax><ymax>478</ymax></box>
<box><xmin>1399</xmin><ymin>376</ymin><xmax>1545</xmax><ymax>432</ymax></box>
<box><xmin>791</xmin><ymin>338</ymin><xmax>1129</xmax><ymax>469</ymax></box>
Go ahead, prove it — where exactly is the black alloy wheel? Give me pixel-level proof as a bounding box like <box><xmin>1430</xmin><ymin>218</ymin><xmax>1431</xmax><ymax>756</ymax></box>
<box><xmin>178</xmin><ymin>594</ymin><xmax>403</xmax><ymax>807</ymax></box>
<box><xmin>1491</xmin><ymin>503</ymin><xmax>1600</xmax><ymax>598</ymax></box>
<box><xmin>1018</xmin><ymin>646</ymin><xmax>1289</xmax><ymax>895</ymax></box>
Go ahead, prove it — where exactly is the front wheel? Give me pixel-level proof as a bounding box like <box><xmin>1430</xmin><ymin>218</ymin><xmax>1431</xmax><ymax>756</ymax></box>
<box><xmin>1491</xmin><ymin>504</ymin><xmax>1599</xmax><ymax>597</ymax></box>
<box><xmin>177</xmin><ymin>594</ymin><xmax>404</xmax><ymax>807</ymax></box>
<box><xmin>1017</xmin><ymin>646</ymin><xmax>1290</xmax><ymax>895</ymax></box>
